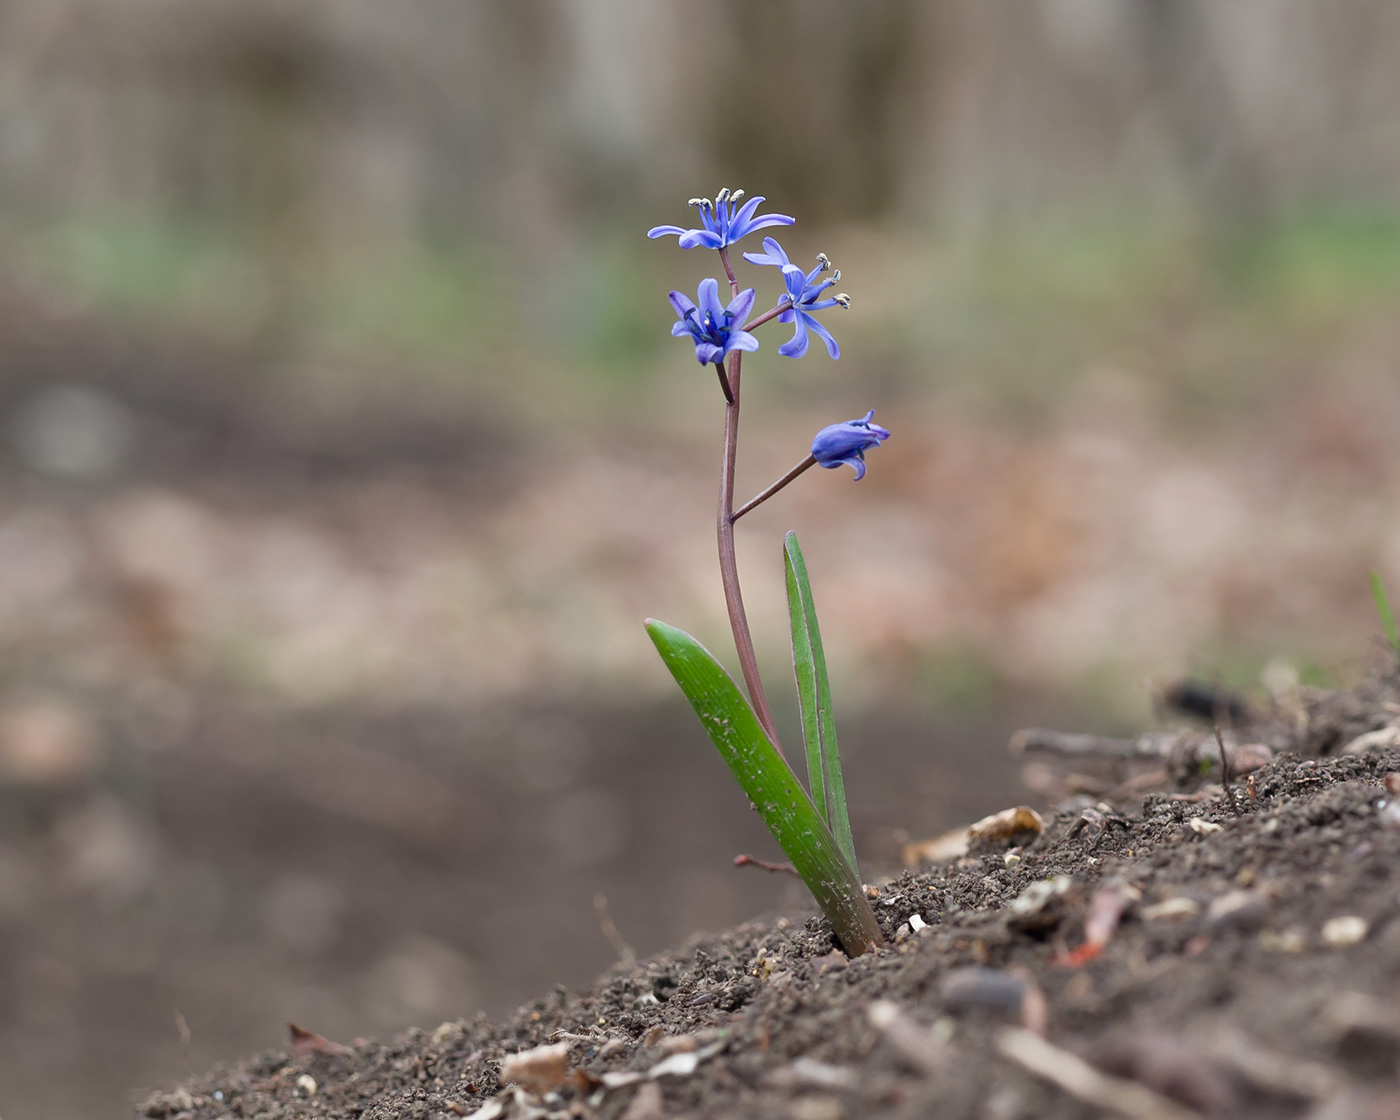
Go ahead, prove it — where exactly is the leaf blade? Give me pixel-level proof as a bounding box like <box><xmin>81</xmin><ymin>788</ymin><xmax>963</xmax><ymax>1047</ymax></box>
<box><xmin>786</xmin><ymin>537</ymin><xmax>825</xmax><ymax>823</ymax></box>
<box><xmin>646</xmin><ymin>618</ymin><xmax>883</xmax><ymax>956</ymax></box>
<box><xmin>784</xmin><ymin>533</ymin><xmax>858</xmax><ymax>875</ymax></box>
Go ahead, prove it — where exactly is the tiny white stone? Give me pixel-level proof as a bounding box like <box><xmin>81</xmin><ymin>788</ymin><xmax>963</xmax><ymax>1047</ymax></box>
<box><xmin>296</xmin><ymin>1074</ymin><xmax>317</xmax><ymax>1096</ymax></box>
<box><xmin>1321</xmin><ymin>915</ymin><xmax>1368</xmax><ymax>947</ymax></box>
<box><xmin>909</xmin><ymin>913</ymin><xmax>927</xmax><ymax>933</ymax></box>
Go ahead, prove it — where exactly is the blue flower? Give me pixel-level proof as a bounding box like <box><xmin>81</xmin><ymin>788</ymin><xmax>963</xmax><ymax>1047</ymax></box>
<box><xmin>811</xmin><ymin>410</ymin><xmax>889</xmax><ymax>480</ymax></box>
<box><xmin>742</xmin><ymin>238</ymin><xmax>848</xmax><ymax>359</ymax></box>
<box><xmin>648</xmin><ymin>188</ymin><xmax>794</xmax><ymax>250</ymax></box>
<box><xmin>670</xmin><ymin>279</ymin><xmax>759</xmax><ymax>365</ymax></box>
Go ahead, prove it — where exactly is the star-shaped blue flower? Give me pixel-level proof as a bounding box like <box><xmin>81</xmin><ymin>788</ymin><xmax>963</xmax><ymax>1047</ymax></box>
<box><xmin>648</xmin><ymin>188</ymin><xmax>794</xmax><ymax>250</ymax></box>
<box><xmin>670</xmin><ymin>279</ymin><xmax>759</xmax><ymax>365</ymax></box>
<box><xmin>742</xmin><ymin>237</ymin><xmax>848</xmax><ymax>359</ymax></box>
<box><xmin>811</xmin><ymin>410</ymin><xmax>889</xmax><ymax>480</ymax></box>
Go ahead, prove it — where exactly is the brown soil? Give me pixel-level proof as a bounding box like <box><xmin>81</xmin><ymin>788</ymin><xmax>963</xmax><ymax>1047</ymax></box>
<box><xmin>140</xmin><ymin>674</ymin><xmax>1400</xmax><ymax>1120</ymax></box>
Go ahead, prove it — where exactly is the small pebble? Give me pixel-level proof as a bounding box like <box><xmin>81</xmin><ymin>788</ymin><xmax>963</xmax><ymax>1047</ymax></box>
<box><xmin>1205</xmin><ymin>890</ymin><xmax>1266</xmax><ymax>932</ymax></box>
<box><xmin>1259</xmin><ymin>928</ymin><xmax>1307</xmax><ymax>953</ymax></box>
<box><xmin>1383</xmin><ymin>772</ymin><xmax>1400</xmax><ymax>796</ymax></box>
<box><xmin>909</xmin><ymin>913</ymin><xmax>927</xmax><ymax>933</ymax></box>
<box><xmin>940</xmin><ymin>967</ymin><xmax>1026</xmax><ymax>1017</ymax></box>
<box><xmin>1141</xmin><ymin>897</ymin><xmax>1200</xmax><ymax>921</ymax></box>
<box><xmin>1380</xmin><ymin>802</ymin><xmax>1400</xmax><ymax>831</ymax></box>
<box><xmin>296</xmin><ymin>1075</ymin><xmax>317</xmax><ymax>1096</ymax></box>
<box><xmin>1321</xmin><ymin>916</ymin><xmax>1369</xmax><ymax>948</ymax></box>
<box><xmin>1188</xmin><ymin>818</ymin><xmax>1223</xmax><ymax>836</ymax></box>
<box><xmin>1003</xmin><ymin>852</ymin><xmax>1021</xmax><ymax>867</ymax></box>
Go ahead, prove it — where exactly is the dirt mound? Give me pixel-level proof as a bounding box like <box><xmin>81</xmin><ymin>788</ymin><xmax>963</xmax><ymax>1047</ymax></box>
<box><xmin>140</xmin><ymin>679</ymin><xmax>1400</xmax><ymax>1119</ymax></box>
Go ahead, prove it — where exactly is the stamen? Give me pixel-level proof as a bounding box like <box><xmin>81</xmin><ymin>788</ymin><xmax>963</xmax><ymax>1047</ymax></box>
<box><xmin>816</xmin><ymin>253</ymin><xmax>831</xmax><ymax>272</ymax></box>
<box><xmin>730</xmin><ymin>189</ymin><xmax>745</xmax><ymax>202</ymax></box>
<box><xmin>835</xmin><ymin>294</ymin><xmax>851</xmax><ymax>308</ymax></box>
<box><xmin>715</xmin><ymin>187</ymin><xmax>730</xmax><ymax>205</ymax></box>
<box><xmin>831</xmin><ymin>269</ymin><xmax>841</xmax><ymax>282</ymax></box>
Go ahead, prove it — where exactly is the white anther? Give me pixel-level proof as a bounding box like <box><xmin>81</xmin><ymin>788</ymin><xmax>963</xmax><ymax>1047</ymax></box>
<box><xmin>831</xmin><ymin>269</ymin><xmax>841</xmax><ymax>282</ymax></box>
<box><xmin>835</xmin><ymin>294</ymin><xmax>851</xmax><ymax>308</ymax></box>
<box><xmin>715</xmin><ymin>187</ymin><xmax>730</xmax><ymax>204</ymax></box>
<box><xmin>689</xmin><ymin>197</ymin><xmax>713</xmax><ymax>210</ymax></box>
<box><xmin>816</xmin><ymin>253</ymin><xmax>831</xmax><ymax>271</ymax></box>
<box><xmin>730</xmin><ymin>189</ymin><xmax>745</xmax><ymax>202</ymax></box>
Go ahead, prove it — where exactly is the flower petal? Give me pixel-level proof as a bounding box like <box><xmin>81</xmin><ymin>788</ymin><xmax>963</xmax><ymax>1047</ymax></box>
<box><xmin>693</xmin><ymin>341</ymin><xmax>722</xmax><ymax>365</ymax></box>
<box><xmin>697</xmin><ymin>278</ymin><xmax>725</xmax><ymax>322</ymax></box>
<box><xmin>668</xmin><ymin>290</ymin><xmax>697</xmax><ymax>319</ymax></box>
<box><xmin>804</xmin><ymin>313</ymin><xmax>841</xmax><ymax>360</ymax></box>
<box><xmin>648</xmin><ymin>225</ymin><xmax>690</xmax><ymax>239</ymax></box>
<box><xmin>778</xmin><ymin>314</ymin><xmax>810</xmax><ymax>359</ymax></box>
<box><xmin>780</xmin><ymin>264</ymin><xmax>807</xmax><ymax>304</ymax></box>
<box><xmin>745</xmin><ymin>212</ymin><xmax>796</xmax><ymax>234</ymax></box>
<box><xmin>726</xmin><ymin>287</ymin><xmax>756</xmax><ymax>324</ymax></box>
<box><xmin>726</xmin><ymin>330</ymin><xmax>760</xmax><ymax>353</ymax></box>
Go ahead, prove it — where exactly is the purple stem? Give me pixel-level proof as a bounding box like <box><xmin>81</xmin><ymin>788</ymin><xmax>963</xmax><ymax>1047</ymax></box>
<box><xmin>731</xmin><ymin>455</ymin><xmax>818</xmax><ymax>522</ymax></box>
<box><xmin>712</xmin><ymin>247</ymin><xmax>781</xmax><ymax>749</ymax></box>
<box><xmin>741</xmin><ymin>299</ymin><xmax>793</xmax><ymax>333</ymax></box>
<box><xmin>716</xmin><ymin>347</ymin><xmax>783</xmax><ymax>750</ymax></box>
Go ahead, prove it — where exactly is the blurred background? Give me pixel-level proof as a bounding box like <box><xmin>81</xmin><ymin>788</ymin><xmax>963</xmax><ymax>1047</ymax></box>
<box><xmin>2</xmin><ymin>0</ymin><xmax>1400</xmax><ymax>1115</ymax></box>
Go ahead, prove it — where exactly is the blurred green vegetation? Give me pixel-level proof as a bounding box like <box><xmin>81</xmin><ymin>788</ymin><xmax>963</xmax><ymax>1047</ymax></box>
<box><xmin>11</xmin><ymin>205</ymin><xmax>1400</xmax><ymax>441</ymax></box>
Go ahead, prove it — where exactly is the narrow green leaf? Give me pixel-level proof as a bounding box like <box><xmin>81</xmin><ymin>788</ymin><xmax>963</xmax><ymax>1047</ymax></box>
<box><xmin>786</xmin><ymin>538</ymin><xmax>825</xmax><ymax>819</ymax></box>
<box><xmin>1373</xmin><ymin>571</ymin><xmax>1400</xmax><ymax>661</ymax></box>
<box><xmin>784</xmin><ymin>532</ymin><xmax>858</xmax><ymax>875</ymax></box>
<box><xmin>646</xmin><ymin>618</ymin><xmax>883</xmax><ymax>957</ymax></box>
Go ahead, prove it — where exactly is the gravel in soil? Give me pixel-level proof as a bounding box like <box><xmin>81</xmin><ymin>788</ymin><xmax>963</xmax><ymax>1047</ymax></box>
<box><xmin>141</xmin><ymin>679</ymin><xmax>1400</xmax><ymax>1119</ymax></box>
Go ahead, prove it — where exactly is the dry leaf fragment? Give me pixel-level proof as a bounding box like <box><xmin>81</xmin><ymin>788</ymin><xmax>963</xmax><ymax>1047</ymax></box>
<box><xmin>1140</xmin><ymin>898</ymin><xmax>1200</xmax><ymax>921</ymax></box>
<box><xmin>969</xmin><ymin>806</ymin><xmax>1044</xmax><ymax>845</ymax></box>
<box><xmin>903</xmin><ymin>806</ymin><xmax>1043</xmax><ymax>867</ymax></box>
<box><xmin>619</xmin><ymin>1081</ymin><xmax>665</xmax><ymax>1120</ymax></box>
<box><xmin>996</xmin><ymin>1028</ymin><xmax>1202</xmax><ymax>1120</ymax></box>
<box><xmin>1342</xmin><ymin>726</ymin><xmax>1400</xmax><ymax>755</ymax></box>
<box><xmin>499</xmin><ymin>1041</ymin><xmax>571</xmax><ymax>1095</ymax></box>
<box><xmin>646</xmin><ymin>1036</ymin><xmax>728</xmax><ymax>1078</ymax></box>
<box><xmin>902</xmin><ymin>827</ymin><xmax>970</xmax><ymax>866</ymax></box>
<box><xmin>868</xmin><ymin>1000</ymin><xmax>949</xmax><ymax>1074</ymax></box>
<box><xmin>1060</xmin><ymin>882</ymin><xmax>1138</xmax><ymax>965</ymax></box>
<box><xmin>763</xmin><ymin>1057</ymin><xmax>860</xmax><ymax>1091</ymax></box>
<box><xmin>288</xmin><ymin>1022</ymin><xmax>354</xmax><ymax>1056</ymax></box>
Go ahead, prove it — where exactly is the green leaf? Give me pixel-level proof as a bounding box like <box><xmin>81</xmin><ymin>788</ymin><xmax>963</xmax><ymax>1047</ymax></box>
<box><xmin>1373</xmin><ymin>571</ymin><xmax>1400</xmax><ymax>661</ymax></box>
<box><xmin>646</xmin><ymin>619</ymin><xmax>883</xmax><ymax>957</ymax></box>
<box><xmin>784</xmin><ymin>532</ymin><xmax>858</xmax><ymax>876</ymax></box>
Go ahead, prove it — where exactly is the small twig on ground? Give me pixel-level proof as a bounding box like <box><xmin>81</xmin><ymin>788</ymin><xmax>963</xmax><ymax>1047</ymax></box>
<box><xmin>1210</xmin><ymin>1029</ymin><xmax>1340</xmax><ymax>1101</ymax></box>
<box><xmin>593</xmin><ymin>893</ymin><xmax>637</xmax><ymax>970</ymax></box>
<box><xmin>733</xmin><ymin>854</ymin><xmax>801</xmax><ymax>877</ymax></box>
<box><xmin>1010</xmin><ymin>729</ymin><xmax>1177</xmax><ymax>761</ymax></box>
<box><xmin>995</xmin><ymin>1028</ymin><xmax>1203</xmax><ymax>1120</ymax></box>
<box><xmin>1215</xmin><ymin>726</ymin><xmax>1242</xmax><ymax>817</ymax></box>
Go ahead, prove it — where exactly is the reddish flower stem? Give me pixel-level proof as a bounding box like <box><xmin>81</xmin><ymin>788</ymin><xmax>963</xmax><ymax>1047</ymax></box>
<box><xmin>713</xmin><ymin>248</ymin><xmax>781</xmax><ymax>749</ymax></box>
<box><xmin>716</xmin><ymin>346</ymin><xmax>782</xmax><ymax>750</ymax></box>
<box><xmin>741</xmin><ymin>299</ymin><xmax>793</xmax><ymax>333</ymax></box>
<box><xmin>731</xmin><ymin>455</ymin><xmax>817</xmax><ymax>522</ymax></box>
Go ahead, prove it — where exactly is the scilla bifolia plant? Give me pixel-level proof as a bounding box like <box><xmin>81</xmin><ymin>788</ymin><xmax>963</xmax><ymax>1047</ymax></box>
<box><xmin>644</xmin><ymin>189</ymin><xmax>890</xmax><ymax>956</ymax></box>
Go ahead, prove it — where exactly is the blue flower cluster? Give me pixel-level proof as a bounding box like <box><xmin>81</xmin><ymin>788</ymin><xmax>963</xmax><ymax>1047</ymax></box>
<box><xmin>650</xmin><ymin>187</ymin><xmax>887</xmax><ymax>479</ymax></box>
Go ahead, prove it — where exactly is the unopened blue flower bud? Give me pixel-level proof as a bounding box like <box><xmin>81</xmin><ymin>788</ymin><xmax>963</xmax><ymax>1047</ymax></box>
<box><xmin>811</xmin><ymin>410</ymin><xmax>889</xmax><ymax>480</ymax></box>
